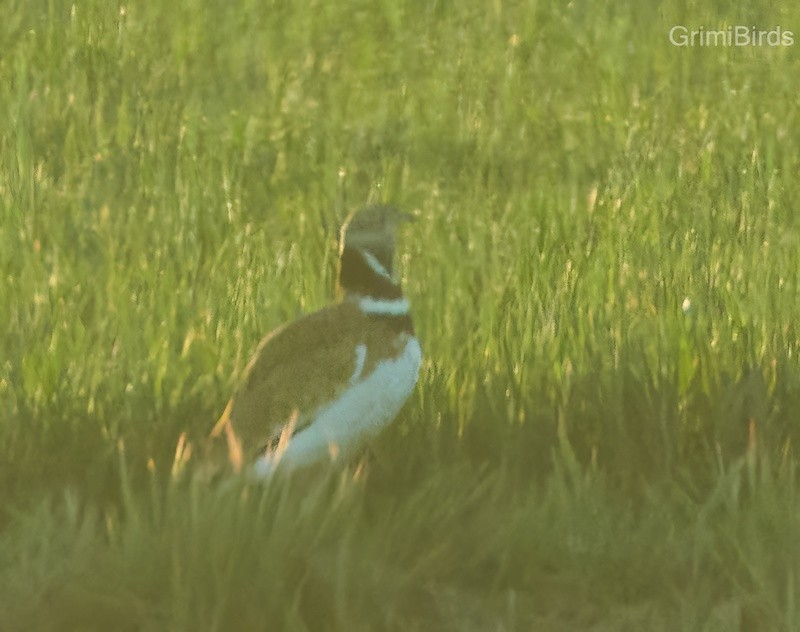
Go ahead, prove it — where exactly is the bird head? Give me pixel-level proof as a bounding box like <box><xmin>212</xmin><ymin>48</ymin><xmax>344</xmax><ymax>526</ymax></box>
<box><xmin>339</xmin><ymin>205</ymin><xmax>414</xmax><ymax>276</ymax></box>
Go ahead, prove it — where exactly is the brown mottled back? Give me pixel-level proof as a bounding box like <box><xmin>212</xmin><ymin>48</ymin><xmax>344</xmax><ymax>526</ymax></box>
<box><xmin>211</xmin><ymin>299</ymin><xmax>411</xmax><ymax>470</ymax></box>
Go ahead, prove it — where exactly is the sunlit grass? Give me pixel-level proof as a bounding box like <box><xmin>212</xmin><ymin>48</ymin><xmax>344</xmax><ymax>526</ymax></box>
<box><xmin>2</xmin><ymin>0</ymin><xmax>799</xmax><ymax>629</ymax></box>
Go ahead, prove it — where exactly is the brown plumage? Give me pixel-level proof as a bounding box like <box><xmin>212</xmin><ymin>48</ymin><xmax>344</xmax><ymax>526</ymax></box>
<box><xmin>211</xmin><ymin>300</ymin><xmax>413</xmax><ymax>470</ymax></box>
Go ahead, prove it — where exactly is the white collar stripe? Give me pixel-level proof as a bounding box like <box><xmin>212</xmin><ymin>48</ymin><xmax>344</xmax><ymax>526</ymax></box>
<box><xmin>360</xmin><ymin>250</ymin><xmax>394</xmax><ymax>281</ymax></box>
<box><xmin>358</xmin><ymin>297</ymin><xmax>409</xmax><ymax>316</ymax></box>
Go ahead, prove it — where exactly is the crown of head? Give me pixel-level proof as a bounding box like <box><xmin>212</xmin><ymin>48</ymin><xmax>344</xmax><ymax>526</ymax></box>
<box><xmin>339</xmin><ymin>205</ymin><xmax>412</xmax><ymax>272</ymax></box>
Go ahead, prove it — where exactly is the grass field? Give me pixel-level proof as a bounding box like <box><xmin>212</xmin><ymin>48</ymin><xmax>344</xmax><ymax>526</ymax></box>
<box><xmin>2</xmin><ymin>0</ymin><xmax>800</xmax><ymax>629</ymax></box>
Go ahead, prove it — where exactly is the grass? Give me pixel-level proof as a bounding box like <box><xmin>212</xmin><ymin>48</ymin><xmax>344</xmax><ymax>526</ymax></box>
<box><xmin>1</xmin><ymin>0</ymin><xmax>799</xmax><ymax>629</ymax></box>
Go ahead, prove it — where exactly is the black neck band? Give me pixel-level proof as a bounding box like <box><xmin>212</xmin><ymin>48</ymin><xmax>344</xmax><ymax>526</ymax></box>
<box><xmin>339</xmin><ymin>247</ymin><xmax>403</xmax><ymax>300</ymax></box>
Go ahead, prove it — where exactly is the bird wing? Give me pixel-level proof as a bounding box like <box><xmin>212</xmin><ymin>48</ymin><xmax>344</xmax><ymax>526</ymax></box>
<box><xmin>211</xmin><ymin>301</ymin><xmax>371</xmax><ymax>465</ymax></box>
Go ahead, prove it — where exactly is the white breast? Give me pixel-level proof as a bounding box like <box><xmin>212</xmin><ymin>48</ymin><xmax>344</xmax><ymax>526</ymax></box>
<box><xmin>253</xmin><ymin>336</ymin><xmax>422</xmax><ymax>478</ymax></box>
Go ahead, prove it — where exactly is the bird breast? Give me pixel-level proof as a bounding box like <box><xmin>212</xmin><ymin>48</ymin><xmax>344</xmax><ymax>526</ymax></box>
<box><xmin>252</xmin><ymin>335</ymin><xmax>422</xmax><ymax>476</ymax></box>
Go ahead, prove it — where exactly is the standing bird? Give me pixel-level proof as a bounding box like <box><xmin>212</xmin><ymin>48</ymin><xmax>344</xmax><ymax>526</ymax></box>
<box><xmin>211</xmin><ymin>205</ymin><xmax>421</xmax><ymax>478</ymax></box>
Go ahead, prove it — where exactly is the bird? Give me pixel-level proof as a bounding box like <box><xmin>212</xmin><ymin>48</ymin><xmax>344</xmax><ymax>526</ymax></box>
<box><xmin>210</xmin><ymin>205</ymin><xmax>421</xmax><ymax>478</ymax></box>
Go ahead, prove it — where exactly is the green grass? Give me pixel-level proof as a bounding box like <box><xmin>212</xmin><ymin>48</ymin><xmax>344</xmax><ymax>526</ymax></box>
<box><xmin>2</xmin><ymin>0</ymin><xmax>799</xmax><ymax>629</ymax></box>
